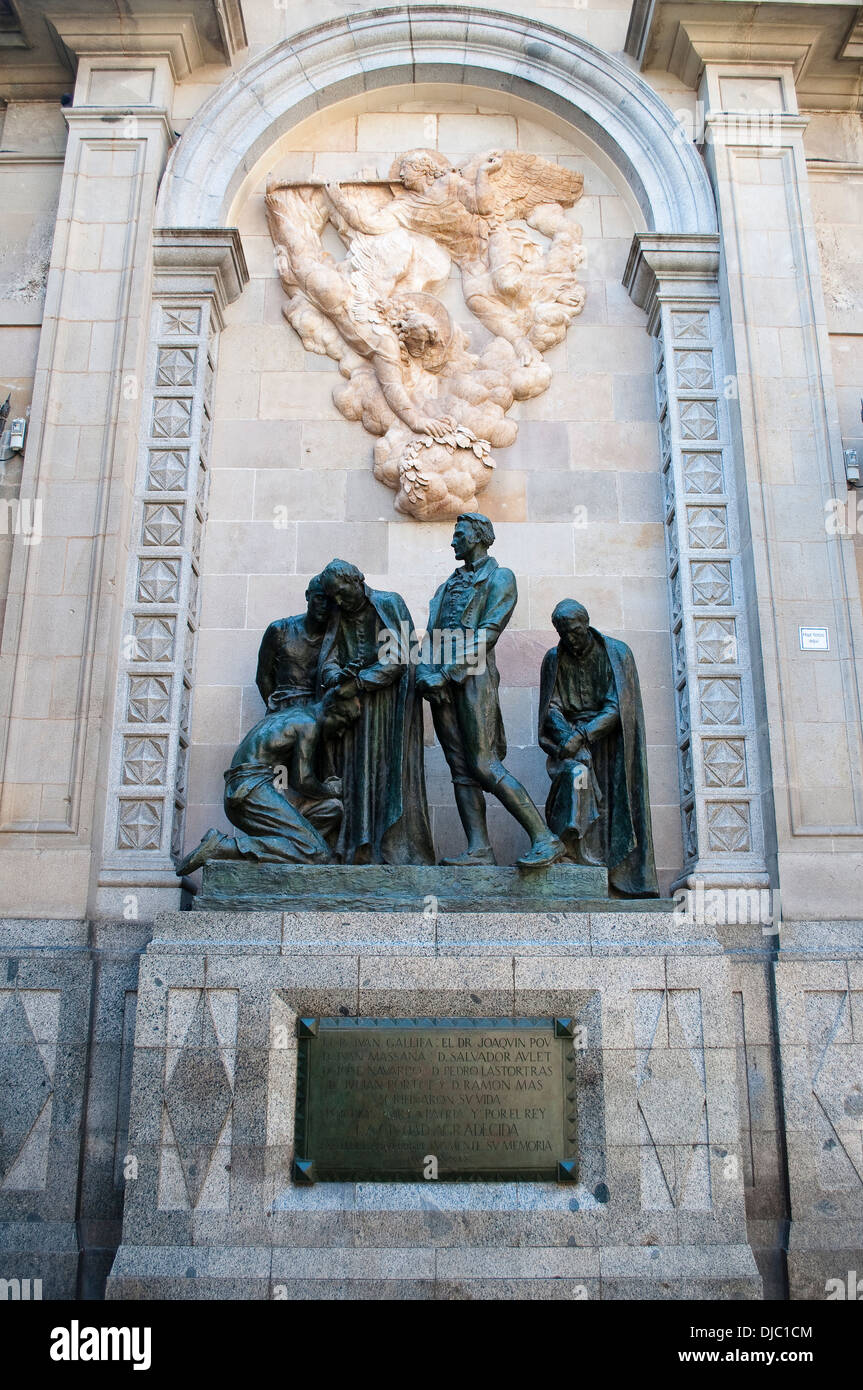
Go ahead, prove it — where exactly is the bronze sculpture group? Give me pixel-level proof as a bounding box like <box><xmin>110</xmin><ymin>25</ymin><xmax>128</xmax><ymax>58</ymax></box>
<box><xmin>177</xmin><ymin>513</ymin><xmax>658</xmax><ymax>896</ymax></box>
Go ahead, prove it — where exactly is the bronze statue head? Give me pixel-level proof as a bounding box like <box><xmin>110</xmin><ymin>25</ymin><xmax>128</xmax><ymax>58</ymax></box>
<box><xmin>552</xmin><ymin>599</ymin><xmax>592</xmax><ymax>659</ymax></box>
<box><xmin>453</xmin><ymin>512</ymin><xmax>495</xmax><ymax>561</ymax></box>
<box><xmin>305</xmin><ymin>573</ymin><xmax>329</xmax><ymax>628</ymax></box>
<box><xmin>320</xmin><ymin>558</ymin><xmax>366</xmax><ymax>615</ymax></box>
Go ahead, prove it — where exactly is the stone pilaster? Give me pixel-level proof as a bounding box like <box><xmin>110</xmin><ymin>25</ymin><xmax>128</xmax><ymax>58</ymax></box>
<box><xmin>625</xmin><ymin>235</ymin><xmax>772</xmax><ymax>896</ymax></box>
<box><xmin>0</xmin><ymin>85</ymin><xmax>174</xmax><ymax>917</ymax></box>
<box><xmin>698</xmin><ymin>63</ymin><xmax>863</xmax><ymax>919</ymax></box>
<box><xmin>94</xmin><ymin>231</ymin><xmax>247</xmax><ymax>920</ymax></box>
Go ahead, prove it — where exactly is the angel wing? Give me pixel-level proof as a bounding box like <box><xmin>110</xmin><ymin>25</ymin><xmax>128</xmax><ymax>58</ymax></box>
<box><xmin>458</xmin><ymin>150</ymin><xmax>583</xmax><ymax>223</ymax></box>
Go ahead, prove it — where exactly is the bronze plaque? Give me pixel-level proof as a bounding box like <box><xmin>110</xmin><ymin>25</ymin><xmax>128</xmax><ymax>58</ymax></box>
<box><xmin>293</xmin><ymin>1017</ymin><xmax>577</xmax><ymax>1182</ymax></box>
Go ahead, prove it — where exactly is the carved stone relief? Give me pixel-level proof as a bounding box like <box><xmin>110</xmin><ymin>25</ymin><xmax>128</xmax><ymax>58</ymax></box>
<box><xmin>266</xmin><ymin>150</ymin><xmax>586</xmax><ymax>519</ymax></box>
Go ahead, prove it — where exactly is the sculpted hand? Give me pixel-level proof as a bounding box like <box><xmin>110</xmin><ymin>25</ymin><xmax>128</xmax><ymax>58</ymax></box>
<box><xmin>417</xmin><ymin>670</ymin><xmax>447</xmax><ymax>702</ymax></box>
<box><xmin>515</xmin><ymin>336</ymin><xmax>540</xmax><ymax>368</ymax></box>
<box><xmin>563</xmin><ymin>731</ymin><xmax>586</xmax><ymax>758</ymax></box>
<box><xmin>419</xmin><ymin>415</ymin><xmax>457</xmax><ymax>441</ymax></box>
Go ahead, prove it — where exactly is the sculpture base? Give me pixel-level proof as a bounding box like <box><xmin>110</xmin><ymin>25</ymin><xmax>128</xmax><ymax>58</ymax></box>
<box><xmin>105</xmin><ymin>905</ymin><xmax>762</xmax><ymax>1302</ymax></box>
<box><xmin>194</xmin><ymin>862</ymin><xmax>612</xmax><ymax>912</ymax></box>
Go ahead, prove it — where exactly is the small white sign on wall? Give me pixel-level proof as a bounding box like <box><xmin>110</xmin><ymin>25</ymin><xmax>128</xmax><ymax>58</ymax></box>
<box><xmin>799</xmin><ymin>626</ymin><xmax>829</xmax><ymax>652</ymax></box>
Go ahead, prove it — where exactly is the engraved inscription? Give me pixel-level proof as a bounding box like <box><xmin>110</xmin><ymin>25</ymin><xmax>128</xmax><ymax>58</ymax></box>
<box><xmin>296</xmin><ymin>1018</ymin><xmax>575</xmax><ymax>1181</ymax></box>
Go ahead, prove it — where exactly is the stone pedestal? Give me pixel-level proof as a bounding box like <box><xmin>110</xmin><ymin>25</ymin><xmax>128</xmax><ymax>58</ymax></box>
<box><xmin>106</xmin><ymin>902</ymin><xmax>763</xmax><ymax>1300</ymax></box>
<box><xmin>772</xmin><ymin>922</ymin><xmax>863</xmax><ymax>1300</ymax></box>
<box><xmin>195</xmin><ymin>862</ymin><xmax>610</xmax><ymax>913</ymax></box>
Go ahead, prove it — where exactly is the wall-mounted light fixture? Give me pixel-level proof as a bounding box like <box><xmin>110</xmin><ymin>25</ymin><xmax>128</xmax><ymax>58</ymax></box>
<box><xmin>0</xmin><ymin>395</ymin><xmax>28</xmax><ymax>464</ymax></box>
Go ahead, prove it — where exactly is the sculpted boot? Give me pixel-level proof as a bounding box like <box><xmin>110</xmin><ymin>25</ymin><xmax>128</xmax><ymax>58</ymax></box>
<box><xmin>440</xmin><ymin>783</ymin><xmax>497</xmax><ymax>866</ymax></box>
<box><xmin>516</xmin><ymin>832</ymin><xmax>567</xmax><ymax>870</ymax></box>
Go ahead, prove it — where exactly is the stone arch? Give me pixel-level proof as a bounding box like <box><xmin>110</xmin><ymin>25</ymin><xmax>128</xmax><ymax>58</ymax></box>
<box><xmin>156</xmin><ymin>5</ymin><xmax>716</xmax><ymax>236</ymax></box>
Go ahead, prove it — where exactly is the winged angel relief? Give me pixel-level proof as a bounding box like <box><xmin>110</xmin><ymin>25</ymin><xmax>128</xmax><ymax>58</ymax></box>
<box><xmin>266</xmin><ymin>149</ymin><xmax>586</xmax><ymax>520</ymax></box>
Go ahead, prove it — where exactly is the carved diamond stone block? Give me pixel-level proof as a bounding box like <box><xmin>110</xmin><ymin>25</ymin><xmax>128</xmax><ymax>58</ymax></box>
<box><xmin>127</xmin><ymin>675</ymin><xmax>171</xmax><ymax>724</ymax></box>
<box><xmin>179</xmin><ymin>682</ymin><xmax>191</xmax><ymax>741</ymax></box>
<box><xmin>703</xmin><ymin>738</ymin><xmax>747</xmax><ymax>788</ymax></box>
<box><xmin>659</xmin><ymin>410</ymin><xmax>671</xmax><ymax>460</ymax></box>
<box><xmin>699</xmin><ymin>676</ymin><xmax>743</xmax><ymax>726</ymax></box>
<box><xmin>677</xmin><ymin>682</ymin><xmax>691</xmax><ymax>742</ymax></box>
<box><xmin>679</xmin><ymin>399</ymin><xmax>718</xmax><ymax>440</ymax></box>
<box><xmin>672</xmin><ymin>622</ymin><xmax>686</xmax><ymax>682</ymax></box>
<box><xmin>200</xmin><ymin>409</ymin><xmax>212</xmax><ymax>460</ymax></box>
<box><xmin>686</xmin><ymin>505</ymin><xmax>728</xmax><ymax>551</ymax></box>
<box><xmin>683</xmin><ymin>802</ymin><xmax>698</xmax><ymax>858</ymax></box>
<box><xmin>195</xmin><ymin>462</ymin><xmax>208</xmax><ymax>511</ymax></box>
<box><xmin>187</xmin><ymin>567</ymin><xmax>199</xmax><ymax>622</ymax></box>
<box><xmin>142</xmin><ymin>502</ymin><xmax>184</xmax><ymax>548</ymax></box>
<box><xmin>131</xmin><ymin>614</ymin><xmax>175</xmax><ymax>663</ymax></box>
<box><xmin>680</xmin><ymin>740</ymin><xmax>694</xmax><ymax>798</ymax></box>
<box><xmin>182</xmin><ymin>625</ymin><xmax>196</xmax><ymax>680</ymax></box>
<box><xmin>171</xmin><ymin>800</ymin><xmax>186</xmax><ymax>861</ymax></box>
<box><xmin>670</xmin><ymin>568</ymin><xmax>683</xmax><ymax>627</ymax></box>
<box><xmin>675</xmin><ymin>349</ymin><xmax>714</xmax><ymax>391</ymax></box>
<box><xmin>682</xmin><ymin>452</ymin><xmax>724</xmax><ymax>495</ymax></box>
<box><xmin>694</xmin><ymin>617</ymin><xmax>737</xmax><ymax>664</ymax></box>
<box><xmin>655</xmin><ymin>359</ymin><xmax>668</xmax><ymax>414</ymax></box>
<box><xmin>157</xmin><ymin>346</ymin><xmax>197</xmax><ymax>387</ymax></box>
<box><xmin>691</xmin><ymin>560</ymin><xmax>732</xmax><ymax>606</ymax></box>
<box><xmin>175</xmin><ymin>746</ymin><xmax>188</xmax><ymax>803</ymax></box>
<box><xmin>706</xmin><ymin>800</ymin><xmax>751</xmax><ymax>852</ymax></box>
<box><xmin>661</xmin><ymin>460</ymin><xmax>674</xmax><ymax>517</ymax></box>
<box><xmin>147</xmin><ymin>450</ymin><xmax>189</xmax><ymax>492</ymax></box>
<box><xmin>152</xmin><ymin>397</ymin><xmax>192</xmax><ymax>439</ymax></box>
<box><xmin>137</xmin><ymin>558</ymin><xmax>180</xmax><ymax>604</ymax></box>
<box><xmin>122</xmin><ymin>736</ymin><xmax>168</xmax><ymax>786</ymax></box>
<box><xmin>117</xmin><ymin>798</ymin><xmax>162</xmax><ymax>850</ymax></box>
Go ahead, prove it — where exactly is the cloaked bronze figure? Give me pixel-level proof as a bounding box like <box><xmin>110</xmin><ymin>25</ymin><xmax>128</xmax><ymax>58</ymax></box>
<box><xmin>318</xmin><ymin>559</ymin><xmax>435</xmax><ymax>865</ymax></box>
<box><xmin>417</xmin><ymin>513</ymin><xmax>565</xmax><ymax>869</ymax></box>
<box><xmin>539</xmin><ymin>599</ymin><xmax>659</xmax><ymax>897</ymax></box>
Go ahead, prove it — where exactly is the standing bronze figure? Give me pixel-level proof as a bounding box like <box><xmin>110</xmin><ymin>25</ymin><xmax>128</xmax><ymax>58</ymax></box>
<box><xmin>318</xmin><ymin>559</ymin><xmax>435</xmax><ymax>865</ymax></box>
<box><xmin>417</xmin><ymin>513</ymin><xmax>565</xmax><ymax>868</ymax></box>
<box><xmin>539</xmin><ymin>599</ymin><xmax>659</xmax><ymax>896</ymax></box>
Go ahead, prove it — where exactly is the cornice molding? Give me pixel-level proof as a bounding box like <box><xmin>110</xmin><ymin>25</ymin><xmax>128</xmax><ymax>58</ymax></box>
<box><xmin>625</xmin><ymin>1</ymin><xmax>863</xmax><ymax>111</ymax></box>
<box><xmin>47</xmin><ymin>14</ymin><xmax>204</xmax><ymax>81</ymax></box>
<box><xmin>153</xmin><ymin>226</ymin><xmax>249</xmax><ymax>315</ymax></box>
